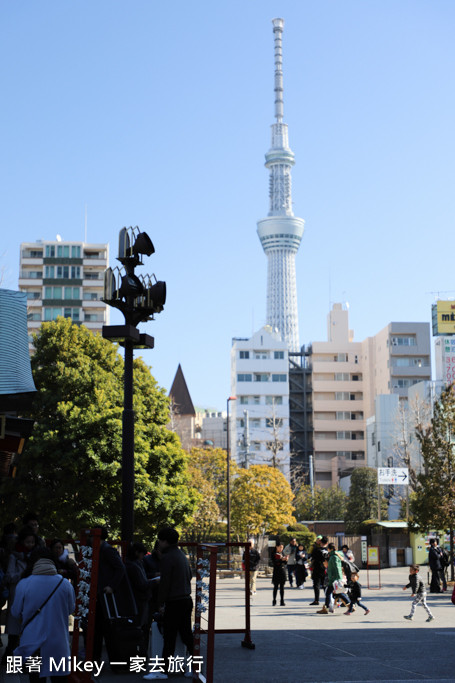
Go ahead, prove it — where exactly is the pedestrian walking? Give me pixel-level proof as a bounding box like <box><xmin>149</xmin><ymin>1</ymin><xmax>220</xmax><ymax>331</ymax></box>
<box><xmin>243</xmin><ymin>539</ymin><xmax>261</xmax><ymax>596</ymax></box>
<box><xmin>344</xmin><ymin>572</ymin><xmax>370</xmax><ymax>615</ymax></box>
<box><xmin>309</xmin><ymin>536</ymin><xmax>328</xmax><ymax>606</ymax></box>
<box><xmin>144</xmin><ymin>527</ymin><xmax>194</xmax><ymax>679</ymax></box>
<box><xmin>11</xmin><ymin>547</ymin><xmax>75</xmax><ymax>683</ymax></box>
<box><xmin>428</xmin><ymin>538</ymin><xmax>446</xmax><ymax>593</ymax></box>
<box><xmin>317</xmin><ymin>544</ymin><xmax>350</xmax><ymax>615</ymax></box>
<box><xmin>283</xmin><ymin>538</ymin><xmax>298</xmax><ymax>587</ymax></box>
<box><xmin>271</xmin><ymin>543</ymin><xmax>287</xmax><ymax>606</ymax></box>
<box><xmin>403</xmin><ymin>564</ymin><xmax>434</xmax><ymax>622</ymax></box>
<box><xmin>295</xmin><ymin>544</ymin><xmax>308</xmax><ymax>589</ymax></box>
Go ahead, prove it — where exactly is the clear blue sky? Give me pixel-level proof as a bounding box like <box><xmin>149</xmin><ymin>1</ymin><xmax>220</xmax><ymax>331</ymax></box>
<box><xmin>1</xmin><ymin>1</ymin><xmax>454</xmax><ymax>410</ymax></box>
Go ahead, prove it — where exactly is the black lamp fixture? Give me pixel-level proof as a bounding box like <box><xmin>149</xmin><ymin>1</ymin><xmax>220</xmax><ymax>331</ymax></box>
<box><xmin>102</xmin><ymin>226</ymin><xmax>166</xmax><ymax>543</ymax></box>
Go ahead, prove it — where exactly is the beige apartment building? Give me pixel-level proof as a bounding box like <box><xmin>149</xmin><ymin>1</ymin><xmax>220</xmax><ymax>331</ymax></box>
<box><xmin>310</xmin><ymin>305</ymin><xmax>431</xmax><ymax>488</ymax></box>
<box><xmin>311</xmin><ymin>304</ymin><xmax>365</xmax><ymax>487</ymax></box>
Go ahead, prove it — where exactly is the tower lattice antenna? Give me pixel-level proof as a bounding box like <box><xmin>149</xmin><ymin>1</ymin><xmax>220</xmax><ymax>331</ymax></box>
<box><xmin>257</xmin><ymin>18</ymin><xmax>305</xmax><ymax>352</ymax></box>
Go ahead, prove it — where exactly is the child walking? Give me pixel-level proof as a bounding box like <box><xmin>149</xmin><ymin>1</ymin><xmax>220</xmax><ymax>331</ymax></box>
<box><xmin>344</xmin><ymin>572</ymin><xmax>370</xmax><ymax>615</ymax></box>
<box><xmin>403</xmin><ymin>564</ymin><xmax>434</xmax><ymax>622</ymax></box>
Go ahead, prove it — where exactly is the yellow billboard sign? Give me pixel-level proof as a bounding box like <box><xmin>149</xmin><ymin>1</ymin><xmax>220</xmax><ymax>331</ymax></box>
<box><xmin>432</xmin><ymin>301</ymin><xmax>455</xmax><ymax>336</ymax></box>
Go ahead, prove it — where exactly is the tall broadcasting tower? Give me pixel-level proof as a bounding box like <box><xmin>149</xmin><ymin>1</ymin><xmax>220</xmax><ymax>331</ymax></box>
<box><xmin>257</xmin><ymin>18</ymin><xmax>304</xmax><ymax>352</ymax></box>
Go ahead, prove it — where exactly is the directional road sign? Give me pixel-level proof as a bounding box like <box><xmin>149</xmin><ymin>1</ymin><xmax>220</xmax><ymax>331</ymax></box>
<box><xmin>377</xmin><ymin>467</ymin><xmax>409</xmax><ymax>485</ymax></box>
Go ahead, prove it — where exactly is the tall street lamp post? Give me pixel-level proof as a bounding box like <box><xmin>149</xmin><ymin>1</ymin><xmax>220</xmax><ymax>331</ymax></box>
<box><xmin>102</xmin><ymin>227</ymin><xmax>166</xmax><ymax>544</ymax></box>
<box><xmin>226</xmin><ymin>395</ymin><xmax>236</xmax><ymax>569</ymax></box>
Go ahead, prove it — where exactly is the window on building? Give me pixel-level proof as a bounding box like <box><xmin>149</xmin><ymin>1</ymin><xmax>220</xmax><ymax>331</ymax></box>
<box><xmin>237</xmin><ymin>374</ymin><xmax>252</xmax><ymax>382</ymax></box>
<box><xmin>272</xmin><ymin>374</ymin><xmax>287</xmax><ymax>382</ymax></box>
<box><xmin>251</xmin><ymin>418</ymin><xmax>261</xmax><ymax>428</ymax></box>
<box><xmin>254</xmin><ymin>373</ymin><xmax>269</xmax><ymax>382</ymax></box>
<box><xmin>26</xmin><ymin>291</ymin><xmax>41</xmax><ymax>300</ymax></box>
<box><xmin>335</xmin><ymin>373</ymin><xmax>349</xmax><ymax>381</ymax></box>
<box><xmin>266</xmin><ymin>417</ymin><xmax>283</xmax><ymax>428</ymax></box>
<box><xmin>252</xmin><ymin>442</ymin><xmax>261</xmax><ymax>452</ymax></box>
<box><xmin>45</xmin><ymin>245</ymin><xmax>55</xmax><ymax>258</ymax></box>
<box><xmin>57</xmin><ymin>245</ymin><xmax>70</xmax><ymax>258</ymax></box>
<box><xmin>71</xmin><ymin>246</ymin><xmax>81</xmax><ymax>258</ymax></box>
<box><xmin>253</xmin><ymin>396</ymin><xmax>260</xmax><ymax>404</ymax></box>
<box><xmin>83</xmin><ymin>292</ymin><xmax>98</xmax><ymax>301</ymax></box>
<box><xmin>336</xmin><ymin>411</ymin><xmax>351</xmax><ymax>420</ymax></box>
<box><xmin>239</xmin><ymin>351</ymin><xmax>250</xmax><ymax>359</ymax></box>
<box><xmin>335</xmin><ymin>392</ymin><xmax>350</xmax><ymax>400</ymax></box>
<box><xmin>335</xmin><ymin>353</ymin><xmax>348</xmax><ymax>362</ymax></box>
<box><xmin>239</xmin><ymin>396</ymin><xmax>249</xmax><ymax>405</ymax></box>
<box><xmin>71</xmin><ymin>266</ymin><xmax>81</xmax><ymax>278</ymax></box>
<box><xmin>274</xmin><ymin>351</ymin><xmax>284</xmax><ymax>359</ymax></box>
<box><xmin>254</xmin><ymin>351</ymin><xmax>269</xmax><ymax>359</ymax></box>
<box><xmin>27</xmin><ymin>312</ymin><xmax>41</xmax><ymax>321</ymax></box>
<box><xmin>391</xmin><ymin>336</ymin><xmax>417</xmax><ymax>346</ymax></box>
<box><xmin>66</xmin><ymin>287</ymin><xmax>80</xmax><ymax>299</ymax></box>
<box><xmin>44</xmin><ymin>308</ymin><xmax>62</xmax><ymax>321</ymax></box>
<box><xmin>266</xmin><ymin>396</ymin><xmax>283</xmax><ymax>405</ymax></box>
<box><xmin>63</xmin><ymin>308</ymin><xmax>80</xmax><ymax>321</ymax></box>
<box><xmin>44</xmin><ymin>266</ymin><xmax>55</xmax><ymax>278</ymax></box>
<box><xmin>56</xmin><ymin>266</ymin><xmax>70</xmax><ymax>279</ymax></box>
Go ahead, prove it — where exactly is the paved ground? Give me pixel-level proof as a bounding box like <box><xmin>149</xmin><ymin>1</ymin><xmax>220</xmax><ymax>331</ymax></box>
<box><xmin>1</xmin><ymin>568</ymin><xmax>454</xmax><ymax>683</ymax></box>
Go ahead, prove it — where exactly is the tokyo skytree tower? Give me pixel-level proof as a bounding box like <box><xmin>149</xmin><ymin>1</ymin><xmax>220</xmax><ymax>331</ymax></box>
<box><xmin>257</xmin><ymin>18</ymin><xmax>304</xmax><ymax>352</ymax></box>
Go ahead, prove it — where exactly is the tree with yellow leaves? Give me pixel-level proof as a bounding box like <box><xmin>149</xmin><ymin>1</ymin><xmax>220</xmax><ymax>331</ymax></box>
<box><xmin>231</xmin><ymin>465</ymin><xmax>295</xmax><ymax>539</ymax></box>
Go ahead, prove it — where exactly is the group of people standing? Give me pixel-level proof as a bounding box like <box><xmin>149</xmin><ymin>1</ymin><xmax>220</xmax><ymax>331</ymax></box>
<box><xmin>271</xmin><ymin>535</ymin><xmax>369</xmax><ymax>616</ymax></box>
<box><xmin>0</xmin><ymin>517</ymin><xmax>195</xmax><ymax>682</ymax></box>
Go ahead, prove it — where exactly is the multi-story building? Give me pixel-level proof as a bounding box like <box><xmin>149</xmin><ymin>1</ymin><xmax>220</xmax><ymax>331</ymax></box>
<box><xmin>303</xmin><ymin>305</ymin><xmax>432</xmax><ymax>489</ymax></box>
<box><xmin>362</xmin><ymin>322</ymin><xmax>431</xmax><ymax>418</ymax></box>
<box><xmin>196</xmin><ymin>411</ymin><xmax>227</xmax><ymax>450</ymax></box>
<box><xmin>19</xmin><ymin>239</ymin><xmax>109</xmax><ymax>341</ymax></box>
<box><xmin>310</xmin><ymin>304</ymin><xmax>366</xmax><ymax>488</ymax></box>
<box><xmin>231</xmin><ymin>326</ymin><xmax>290</xmax><ymax>477</ymax></box>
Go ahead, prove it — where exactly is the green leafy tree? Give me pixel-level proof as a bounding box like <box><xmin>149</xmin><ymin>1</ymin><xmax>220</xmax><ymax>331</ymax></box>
<box><xmin>181</xmin><ymin>467</ymin><xmax>220</xmax><ymax>542</ymax></box>
<box><xmin>294</xmin><ymin>485</ymin><xmax>347</xmax><ymax>521</ymax></box>
<box><xmin>275</xmin><ymin>522</ymin><xmax>315</xmax><ymax>550</ymax></box>
<box><xmin>411</xmin><ymin>384</ymin><xmax>455</xmax><ymax>578</ymax></box>
<box><xmin>345</xmin><ymin>467</ymin><xmax>388</xmax><ymax>534</ymax></box>
<box><xmin>230</xmin><ymin>465</ymin><xmax>295</xmax><ymax>539</ymax></box>
<box><xmin>187</xmin><ymin>446</ymin><xmax>237</xmax><ymax>519</ymax></box>
<box><xmin>0</xmin><ymin>318</ymin><xmax>196</xmax><ymax>541</ymax></box>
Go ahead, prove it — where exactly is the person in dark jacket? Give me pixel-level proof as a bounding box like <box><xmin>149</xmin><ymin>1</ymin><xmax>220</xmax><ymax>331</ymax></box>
<box><xmin>271</xmin><ymin>543</ymin><xmax>288</xmax><ymax>606</ymax></box>
<box><xmin>295</xmin><ymin>544</ymin><xmax>308</xmax><ymax>589</ymax></box>
<box><xmin>125</xmin><ymin>542</ymin><xmax>157</xmax><ymax>656</ymax></box>
<box><xmin>49</xmin><ymin>539</ymin><xmax>78</xmax><ymax>584</ymax></box>
<box><xmin>242</xmin><ymin>539</ymin><xmax>261</xmax><ymax>595</ymax></box>
<box><xmin>428</xmin><ymin>538</ymin><xmax>445</xmax><ymax>593</ymax></box>
<box><xmin>91</xmin><ymin>527</ymin><xmax>137</xmax><ymax>665</ymax></box>
<box><xmin>156</xmin><ymin>527</ymin><xmax>194</xmax><ymax>675</ymax></box>
<box><xmin>403</xmin><ymin>564</ymin><xmax>434</xmax><ymax>622</ymax></box>
<box><xmin>344</xmin><ymin>572</ymin><xmax>369</xmax><ymax>615</ymax></box>
<box><xmin>309</xmin><ymin>536</ymin><xmax>328</xmax><ymax>605</ymax></box>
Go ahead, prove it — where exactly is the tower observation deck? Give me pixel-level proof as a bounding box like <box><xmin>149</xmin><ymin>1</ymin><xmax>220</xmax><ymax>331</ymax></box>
<box><xmin>257</xmin><ymin>18</ymin><xmax>304</xmax><ymax>352</ymax></box>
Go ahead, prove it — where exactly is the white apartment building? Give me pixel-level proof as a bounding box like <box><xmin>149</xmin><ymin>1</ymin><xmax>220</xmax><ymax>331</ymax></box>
<box><xmin>19</xmin><ymin>239</ymin><xmax>109</xmax><ymax>341</ymax></box>
<box><xmin>196</xmin><ymin>411</ymin><xmax>227</xmax><ymax>450</ymax></box>
<box><xmin>231</xmin><ymin>326</ymin><xmax>290</xmax><ymax>478</ymax></box>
